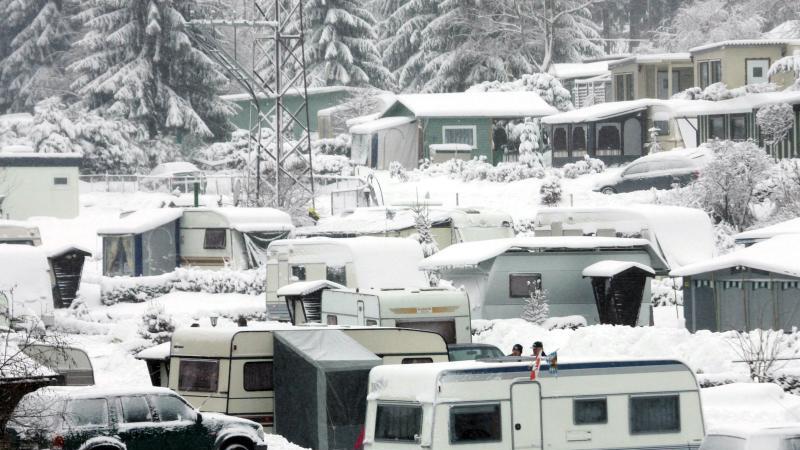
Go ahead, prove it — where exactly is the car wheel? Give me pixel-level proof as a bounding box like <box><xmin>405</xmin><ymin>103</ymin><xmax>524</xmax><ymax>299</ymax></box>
<box><xmin>600</xmin><ymin>186</ymin><xmax>616</xmax><ymax>195</ymax></box>
<box><xmin>223</xmin><ymin>442</ymin><xmax>252</xmax><ymax>450</ymax></box>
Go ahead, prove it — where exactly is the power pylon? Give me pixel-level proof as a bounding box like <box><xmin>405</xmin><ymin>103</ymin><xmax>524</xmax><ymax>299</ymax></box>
<box><xmin>188</xmin><ymin>0</ymin><xmax>315</xmax><ymax>210</ymax></box>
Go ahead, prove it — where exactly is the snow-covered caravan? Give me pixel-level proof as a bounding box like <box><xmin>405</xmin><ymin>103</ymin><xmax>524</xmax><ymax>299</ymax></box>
<box><xmin>320</xmin><ymin>288</ymin><xmax>472</xmax><ymax>344</ymax></box>
<box><xmin>0</xmin><ymin>150</ymin><xmax>81</xmax><ymax>220</ymax></box>
<box><xmin>350</xmin><ymin>117</ymin><xmax>419</xmax><ymax>170</ymax></box>
<box><xmin>179</xmin><ymin>207</ymin><xmax>293</xmax><ymax>270</ymax></box>
<box><xmin>363</xmin><ymin>359</ymin><xmax>705</xmax><ymax>450</ymax></box>
<box><xmin>294</xmin><ymin>206</ymin><xmax>514</xmax><ymax>250</ymax></box>
<box><xmin>265</xmin><ymin>237</ymin><xmax>428</xmax><ymax>320</ymax></box>
<box><xmin>532</xmin><ymin>205</ymin><xmax>715</xmax><ymax>270</ymax></box>
<box><xmin>672</xmin><ymin>235</ymin><xmax>800</xmax><ymax>333</ymax></box>
<box><xmin>0</xmin><ymin>244</ymin><xmax>55</xmax><ymax>327</ymax></box>
<box><xmin>419</xmin><ymin>237</ymin><xmax>668</xmax><ymax>323</ymax></box>
<box><xmin>162</xmin><ymin>326</ymin><xmax>449</xmax><ymax>430</ymax></box>
<box><xmin>20</xmin><ymin>343</ymin><xmax>94</xmax><ymax>386</ymax></box>
<box><xmin>98</xmin><ymin>209</ymin><xmax>183</xmax><ymax>277</ymax></box>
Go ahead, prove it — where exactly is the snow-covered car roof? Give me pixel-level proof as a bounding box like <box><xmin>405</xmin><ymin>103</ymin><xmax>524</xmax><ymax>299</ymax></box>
<box><xmin>149</xmin><ymin>161</ymin><xmax>202</xmax><ymax>176</ymax></box>
<box><xmin>134</xmin><ymin>342</ymin><xmax>172</xmax><ymax>361</ymax></box>
<box><xmin>35</xmin><ymin>385</ymin><xmax>177</xmax><ymax>400</ymax></box>
<box><xmin>629</xmin><ymin>147</ymin><xmax>712</xmax><ymax>167</ymax></box>
<box><xmin>386</xmin><ymin>91</ymin><xmax>559</xmax><ymax>118</ymax></box>
<box><xmin>670</xmin><ymin>234</ymin><xmax>800</xmax><ymax>278</ymax></box>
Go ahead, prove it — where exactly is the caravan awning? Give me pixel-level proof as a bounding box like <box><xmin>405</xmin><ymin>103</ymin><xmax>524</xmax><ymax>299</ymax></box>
<box><xmin>349</xmin><ymin>116</ymin><xmax>415</xmax><ymax>135</ymax></box>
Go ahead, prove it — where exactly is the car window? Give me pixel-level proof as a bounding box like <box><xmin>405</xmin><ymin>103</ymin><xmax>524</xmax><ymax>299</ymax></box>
<box><xmin>65</xmin><ymin>399</ymin><xmax>108</xmax><ymax>428</ymax></box>
<box><xmin>121</xmin><ymin>396</ymin><xmax>153</xmax><ymax>423</ymax></box>
<box><xmin>151</xmin><ymin>395</ymin><xmax>196</xmax><ymax>422</ymax></box>
<box><xmin>623</xmin><ymin>162</ymin><xmax>650</xmax><ymax>176</ymax></box>
<box><xmin>785</xmin><ymin>437</ymin><xmax>800</xmax><ymax>450</ymax></box>
<box><xmin>449</xmin><ymin>346</ymin><xmax>504</xmax><ymax>361</ymax></box>
<box><xmin>699</xmin><ymin>435</ymin><xmax>747</xmax><ymax>450</ymax></box>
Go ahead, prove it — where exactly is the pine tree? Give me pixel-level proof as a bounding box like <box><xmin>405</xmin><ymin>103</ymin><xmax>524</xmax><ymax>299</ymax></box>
<box><xmin>411</xmin><ymin>202</ymin><xmax>439</xmax><ymax>258</ymax></box>
<box><xmin>0</xmin><ymin>0</ymin><xmax>71</xmax><ymax>112</ymax></box>
<box><xmin>378</xmin><ymin>0</ymin><xmax>438</xmax><ymax>92</ymax></box>
<box><xmin>139</xmin><ymin>301</ymin><xmax>176</xmax><ymax>344</ymax></box>
<box><xmin>69</xmin><ymin>0</ymin><xmax>234</xmax><ymax>139</ymax></box>
<box><xmin>305</xmin><ymin>0</ymin><xmax>394</xmax><ymax>89</ymax></box>
<box><xmin>522</xmin><ymin>282</ymin><xmax>549</xmax><ymax>324</ymax></box>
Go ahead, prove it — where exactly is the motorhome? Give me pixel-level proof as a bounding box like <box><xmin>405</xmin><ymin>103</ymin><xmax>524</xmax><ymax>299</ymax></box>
<box><xmin>152</xmin><ymin>326</ymin><xmax>449</xmax><ymax>431</ymax></box>
<box><xmin>363</xmin><ymin>359</ymin><xmax>705</xmax><ymax>450</ymax></box>
<box><xmin>265</xmin><ymin>237</ymin><xmax>428</xmax><ymax>320</ymax></box>
<box><xmin>320</xmin><ymin>288</ymin><xmax>472</xmax><ymax>344</ymax></box>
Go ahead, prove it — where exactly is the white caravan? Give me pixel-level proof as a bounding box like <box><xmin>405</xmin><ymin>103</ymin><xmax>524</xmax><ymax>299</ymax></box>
<box><xmin>321</xmin><ymin>288</ymin><xmax>472</xmax><ymax>344</ymax></box>
<box><xmin>159</xmin><ymin>325</ymin><xmax>449</xmax><ymax>430</ymax></box>
<box><xmin>265</xmin><ymin>237</ymin><xmax>428</xmax><ymax>320</ymax></box>
<box><xmin>364</xmin><ymin>359</ymin><xmax>705</xmax><ymax>450</ymax></box>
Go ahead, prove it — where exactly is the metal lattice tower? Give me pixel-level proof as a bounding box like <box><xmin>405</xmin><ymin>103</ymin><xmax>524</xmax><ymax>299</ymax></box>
<box><xmin>188</xmin><ymin>0</ymin><xmax>315</xmax><ymax>210</ymax></box>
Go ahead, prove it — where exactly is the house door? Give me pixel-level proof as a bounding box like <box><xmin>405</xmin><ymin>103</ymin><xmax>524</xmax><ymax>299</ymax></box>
<box><xmin>623</xmin><ymin>117</ymin><xmax>642</xmax><ymax>156</ymax></box>
<box><xmin>370</xmin><ymin>133</ymin><xmax>379</xmax><ymax>169</ymax></box>
<box><xmin>657</xmin><ymin>71</ymin><xmax>669</xmax><ymax>99</ymax></box>
<box><xmin>357</xmin><ymin>300</ymin><xmax>365</xmax><ymax>325</ymax></box>
<box><xmin>511</xmin><ymin>382</ymin><xmax>542</xmax><ymax>450</ymax></box>
<box><xmin>746</xmin><ymin>59</ymin><xmax>770</xmax><ymax>85</ymax></box>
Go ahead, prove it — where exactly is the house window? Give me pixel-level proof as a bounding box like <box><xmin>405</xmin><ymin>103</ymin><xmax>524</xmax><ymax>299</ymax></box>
<box><xmin>700</xmin><ymin>60</ymin><xmax>722</xmax><ymax>88</ymax></box>
<box><xmin>375</xmin><ymin>404</ymin><xmax>422</xmax><ymax>442</ymax></box>
<box><xmin>509</xmin><ymin>273</ymin><xmax>542</xmax><ymax>298</ymax></box>
<box><xmin>203</xmin><ymin>228</ymin><xmax>226</xmax><ymax>249</ymax></box>
<box><xmin>291</xmin><ymin>265</ymin><xmax>306</xmax><ymax>281</ymax></box>
<box><xmin>178</xmin><ymin>359</ymin><xmax>219</xmax><ymax>392</ymax></box>
<box><xmin>326</xmin><ymin>265</ymin><xmax>346</xmax><ymax>285</ymax></box>
<box><xmin>653</xmin><ymin>120</ymin><xmax>670</xmax><ymax>136</ymax></box>
<box><xmin>711</xmin><ymin>60</ymin><xmax>722</xmax><ymax>85</ymax></box>
<box><xmin>243</xmin><ymin>361</ymin><xmax>274</xmax><ymax>391</ymax></box>
<box><xmin>708</xmin><ymin>115</ymin><xmax>726</xmax><ymax>140</ymax></box>
<box><xmin>574</xmin><ymin>398</ymin><xmax>608</xmax><ymax>425</ymax></box>
<box><xmin>629</xmin><ymin>395</ymin><xmax>680</xmax><ymax>434</ymax></box>
<box><xmin>53</xmin><ymin>177</ymin><xmax>68</xmax><ymax>186</ymax></box>
<box><xmin>571</xmin><ymin>126</ymin><xmax>587</xmax><ymax>157</ymax></box>
<box><xmin>624</xmin><ymin>73</ymin><xmax>634</xmax><ymax>100</ymax></box>
<box><xmin>450</xmin><ymin>404</ymin><xmax>502</xmax><ymax>443</ymax></box>
<box><xmin>614</xmin><ymin>74</ymin><xmax>626</xmax><ymax>101</ymax></box>
<box><xmin>596</xmin><ymin>123</ymin><xmax>621</xmax><ymax>155</ymax></box>
<box><xmin>553</xmin><ymin>126</ymin><xmax>568</xmax><ymax>158</ymax></box>
<box><xmin>443</xmin><ymin>126</ymin><xmax>476</xmax><ymax>147</ymax></box>
<box><xmin>730</xmin><ymin>115</ymin><xmax>747</xmax><ymax>141</ymax></box>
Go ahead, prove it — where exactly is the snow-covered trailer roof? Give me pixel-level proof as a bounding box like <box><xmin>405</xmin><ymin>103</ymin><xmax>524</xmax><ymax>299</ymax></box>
<box><xmin>608</xmin><ymin>53</ymin><xmax>691</xmax><ymax>69</ymax></box>
<box><xmin>267</xmin><ymin>237</ymin><xmax>428</xmax><ymax>289</ymax></box>
<box><xmin>349</xmin><ymin>116</ymin><xmax>415</xmax><ymax>135</ymax></box>
<box><xmin>673</xmin><ymin>91</ymin><xmax>800</xmax><ymax>116</ymax></box>
<box><xmin>418</xmin><ymin>236</ymin><xmax>665</xmax><ymax>270</ymax></box>
<box><xmin>326</xmin><ymin>287</ymin><xmax>469</xmax><ymax>317</ymax></box>
<box><xmin>734</xmin><ymin>218</ymin><xmax>800</xmax><ymax>245</ymax></box>
<box><xmin>549</xmin><ymin>61</ymin><xmax>611</xmax><ymax>80</ymax></box>
<box><xmin>277</xmin><ymin>280</ymin><xmax>345</xmax><ymax>297</ymax></box>
<box><xmin>533</xmin><ymin>205</ymin><xmax>715</xmax><ymax>269</ymax></box>
<box><xmin>689</xmin><ymin>39</ymin><xmax>800</xmax><ymax>53</ymax></box>
<box><xmin>97</xmin><ymin>209</ymin><xmax>183</xmax><ymax>235</ymax></box>
<box><xmin>541</xmin><ymin>99</ymin><xmax>708</xmax><ymax>125</ymax></box>
<box><xmin>134</xmin><ymin>342</ymin><xmax>172</xmax><ymax>362</ymax></box>
<box><xmin>670</xmin><ymin>234</ymin><xmax>800</xmax><ymax>278</ymax></box>
<box><xmin>387</xmin><ymin>91</ymin><xmax>559</xmax><ymax>118</ymax></box>
<box><xmin>181</xmin><ymin>207</ymin><xmax>294</xmax><ymax>233</ymax></box>
<box><xmin>582</xmin><ymin>260</ymin><xmax>655</xmax><ymax>278</ymax></box>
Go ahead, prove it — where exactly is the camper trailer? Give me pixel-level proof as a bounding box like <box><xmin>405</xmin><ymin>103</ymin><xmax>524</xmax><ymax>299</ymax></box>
<box><xmin>161</xmin><ymin>326</ymin><xmax>449</xmax><ymax>431</ymax></box>
<box><xmin>20</xmin><ymin>343</ymin><xmax>94</xmax><ymax>386</ymax></box>
<box><xmin>0</xmin><ymin>220</ymin><xmax>42</xmax><ymax>245</ymax></box>
<box><xmin>320</xmin><ymin>288</ymin><xmax>472</xmax><ymax>344</ymax></box>
<box><xmin>364</xmin><ymin>359</ymin><xmax>705</xmax><ymax>450</ymax></box>
<box><xmin>266</xmin><ymin>237</ymin><xmax>428</xmax><ymax>320</ymax></box>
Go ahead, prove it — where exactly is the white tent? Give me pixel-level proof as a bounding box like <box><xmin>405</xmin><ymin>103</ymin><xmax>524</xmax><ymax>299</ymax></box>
<box><xmin>350</xmin><ymin>116</ymin><xmax>418</xmax><ymax>169</ymax></box>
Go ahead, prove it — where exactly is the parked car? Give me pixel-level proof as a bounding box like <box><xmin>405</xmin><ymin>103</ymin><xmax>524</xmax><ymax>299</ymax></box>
<box><xmin>700</xmin><ymin>426</ymin><xmax>800</xmax><ymax>450</ymax></box>
<box><xmin>447</xmin><ymin>343</ymin><xmax>504</xmax><ymax>361</ymax></box>
<box><xmin>144</xmin><ymin>162</ymin><xmax>206</xmax><ymax>193</ymax></box>
<box><xmin>594</xmin><ymin>148</ymin><xmax>711</xmax><ymax>194</ymax></box>
<box><xmin>7</xmin><ymin>386</ymin><xmax>267</xmax><ymax>450</ymax></box>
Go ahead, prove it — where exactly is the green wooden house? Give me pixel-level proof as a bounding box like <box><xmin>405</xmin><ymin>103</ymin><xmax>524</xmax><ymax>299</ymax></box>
<box><xmin>222</xmin><ymin>86</ymin><xmax>358</xmax><ymax>139</ymax></box>
<box><xmin>349</xmin><ymin>91</ymin><xmax>559</xmax><ymax>169</ymax></box>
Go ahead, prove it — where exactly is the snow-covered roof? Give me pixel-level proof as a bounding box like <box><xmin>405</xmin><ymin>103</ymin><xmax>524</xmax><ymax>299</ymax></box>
<box><xmin>541</xmin><ymin>99</ymin><xmax>711</xmax><ymax>125</ymax></box>
<box><xmin>674</xmin><ymin>91</ymin><xmax>800</xmax><ymax>116</ymax></box>
<box><xmin>608</xmin><ymin>53</ymin><xmax>691</xmax><ymax>68</ymax></box>
<box><xmin>134</xmin><ymin>342</ymin><xmax>171</xmax><ymax>361</ymax></box>
<box><xmin>582</xmin><ymin>260</ymin><xmax>655</xmax><ymax>278</ymax></box>
<box><xmin>276</xmin><ymin>279</ymin><xmax>345</xmax><ymax>297</ymax></box>
<box><xmin>188</xmin><ymin>207</ymin><xmax>294</xmax><ymax>232</ymax></box>
<box><xmin>418</xmin><ymin>236</ymin><xmax>654</xmax><ymax>270</ymax></box>
<box><xmin>734</xmin><ymin>218</ymin><xmax>800</xmax><ymax>244</ymax></box>
<box><xmin>149</xmin><ymin>161</ymin><xmax>201</xmax><ymax>176</ymax></box>
<box><xmin>670</xmin><ymin>235</ymin><xmax>800</xmax><ymax>278</ymax></box>
<box><xmin>97</xmin><ymin>209</ymin><xmax>183</xmax><ymax>235</ymax></box>
<box><xmin>549</xmin><ymin>61</ymin><xmax>610</xmax><ymax>80</ymax></box>
<box><xmin>763</xmin><ymin>21</ymin><xmax>800</xmax><ymax>39</ymax></box>
<box><xmin>690</xmin><ymin>39</ymin><xmax>800</xmax><ymax>53</ymax></box>
<box><xmin>349</xmin><ymin>116</ymin><xmax>415</xmax><ymax>135</ymax></box>
<box><xmin>346</xmin><ymin>112</ymin><xmax>382</xmax><ymax>128</ymax></box>
<box><xmin>42</xmin><ymin>244</ymin><xmax>92</xmax><ymax>258</ymax></box>
<box><xmin>387</xmin><ymin>91</ymin><xmax>559</xmax><ymax>118</ymax></box>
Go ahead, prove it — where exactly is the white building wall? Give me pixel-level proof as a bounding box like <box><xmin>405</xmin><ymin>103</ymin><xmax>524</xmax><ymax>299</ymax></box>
<box><xmin>0</xmin><ymin>165</ymin><xmax>80</xmax><ymax>219</ymax></box>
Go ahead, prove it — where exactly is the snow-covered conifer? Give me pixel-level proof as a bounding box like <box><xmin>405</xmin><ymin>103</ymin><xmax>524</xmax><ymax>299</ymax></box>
<box><xmin>139</xmin><ymin>301</ymin><xmax>176</xmax><ymax>344</ymax></box>
<box><xmin>377</xmin><ymin>0</ymin><xmax>438</xmax><ymax>92</ymax></box>
<box><xmin>539</xmin><ymin>176</ymin><xmax>562</xmax><ymax>207</ymax></box>
<box><xmin>522</xmin><ymin>282</ymin><xmax>549</xmax><ymax>325</ymax></box>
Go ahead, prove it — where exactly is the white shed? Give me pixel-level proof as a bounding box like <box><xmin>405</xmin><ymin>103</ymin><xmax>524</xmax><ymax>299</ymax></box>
<box><xmin>0</xmin><ymin>149</ymin><xmax>81</xmax><ymax>220</ymax></box>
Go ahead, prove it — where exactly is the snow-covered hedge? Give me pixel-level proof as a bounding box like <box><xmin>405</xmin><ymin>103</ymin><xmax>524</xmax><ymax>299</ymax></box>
<box><xmin>420</xmin><ymin>156</ymin><xmax>548</xmax><ymax>183</ymax></box>
<box><xmin>100</xmin><ymin>267</ymin><xmax>266</xmax><ymax>305</ymax></box>
<box><xmin>562</xmin><ymin>155</ymin><xmax>606</xmax><ymax>179</ymax></box>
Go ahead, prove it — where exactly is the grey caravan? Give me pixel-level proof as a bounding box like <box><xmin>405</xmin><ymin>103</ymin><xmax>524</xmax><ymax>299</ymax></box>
<box><xmin>419</xmin><ymin>236</ymin><xmax>668</xmax><ymax>323</ymax></box>
<box><xmin>363</xmin><ymin>359</ymin><xmax>705</xmax><ymax>450</ymax></box>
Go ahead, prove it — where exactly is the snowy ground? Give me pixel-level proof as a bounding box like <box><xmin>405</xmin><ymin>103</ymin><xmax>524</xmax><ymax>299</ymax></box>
<box><xmin>24</xmin><ymin>169</ymin><xmax>800</xmax><ymax>446</ymax></box>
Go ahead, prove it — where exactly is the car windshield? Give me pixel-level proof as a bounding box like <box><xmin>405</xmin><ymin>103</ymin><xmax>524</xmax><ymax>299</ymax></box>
<box><xmin>700</xmin><ymin>435</ymin><xmax>748</xmax><ymax>450</ymax></box>
<box><xmin>449</xmin><ymin>346</ymin><xmax>504</xmax><ymax>361</ymax></box>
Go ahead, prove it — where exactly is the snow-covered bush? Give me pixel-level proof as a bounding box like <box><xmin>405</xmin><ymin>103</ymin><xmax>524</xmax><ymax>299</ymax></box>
<box><xmin>138</xmin><ymin>301</ymin><xmax>176</xmax><ymax>344</ymax></box>
<box><xmin>468</xmin><ymin>73</ymin><xmax>573</xmax><ymax>112</ymax></box>
<box><xmin>673</xmin><ymin>82</ymin><xmax>777</xmax><ymax>101</ymax></box>
<box><xmin>542</xmin><ymin>315</ymin><xmax>586</xmax><ymax>331</ymax></box>
<box><xmin>521</xmin><ymin>285</ymin><xmax>549</xmax><ymax>325</ymax></box>
<box><xmin>765</xmin><ymin>159</ymin><xmax>800</xmax><ymax>220</ymax></box>
<box><xmin>769</xmin><ymin>53</ymin><xmax>800</xmax><ymax>90</ymax></box>
<box><xmin>757</xmin><ymin>103</ymin><xmax>795</xmax><ymax>147</ymax></box>
<box><xmin>651</xmin><ymin>278</ymin><xmax>683</xmax><ymax>307</ymax></box>
<box><xmin>100</xmin><ymin>275</ymin><xmax>173</xmax><ymax>305</ymax></box>
<box><xmin>389</xmin><ymin>161</ymin><xmax>409</xmax><ymax>182</ymax></box>
<box><xmin>647</xmin><ymin>127</ymin><xmax>663</xmax><ymax>154</ymax></box>
<box><xmin>487</xmin><ymin>162</ymin><xmax>546</xmax><ymax>183</ymax></box>
<box><xmin>312</xmin><ymin>154</ymin><xmax>353</xmax><ymax>176</ymax></box>
<box><xmin>192</xmin><ymin>129</ymin><xmax>251</xmax><ymax>170</ymax></box>
<box><xmin>539</xmin><ymin>176</ymin><xmax>562</xmax><ymax>206</ymax></box>
<box><xmin>562</xmin><ymin>155</ymin><xmax>606</xmax><ymax>179</ymax></box>
<box><xmin>312</xmin><ymin>133</ymin><xmax>351</xmax><ymax>156</ymax></box>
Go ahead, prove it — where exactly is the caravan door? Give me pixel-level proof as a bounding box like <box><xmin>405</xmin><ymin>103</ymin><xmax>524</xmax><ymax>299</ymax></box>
<box><xmin>357</xmin><ymin>300</ymin><xmax>365</xmax><ymax>325</ymax></box>
<box><xmin>511</xmin><ymin>382</ymin><xmax>542</xmax><ymax>450</ymax></box>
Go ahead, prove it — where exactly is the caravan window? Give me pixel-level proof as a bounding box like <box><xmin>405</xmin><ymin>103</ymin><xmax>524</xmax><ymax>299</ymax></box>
<box><xmin>203</xmin><ymin>228</ymin><xmax>226</xmax><ymax>249</ymax></box>
<box><xmin>244</xmin><ymin>361</ymin><xmax>274</xmax><ymax>391</ymax></box>
<box><xmin>103</xmin><ymin>236</ymin><xmax>135</xmax><ymax>276</ymax></box>
<box><xmin>178</xmin><ymin>359</ymin><xmax>219</xmax><ymax>392</ymax></box>
<box><xmin>509</xmin><ymin>273</ymin><xmax>542</xmax><ymax>298</ymax></box>
<box><xmin>291</xmin><ymin>265</ymin><xmax>306</xmax><ymax>281</ymax></box>
<box><xmin>326</xmin><ymin>265</ymin><xmax>346</xmax><ymax>285</ymax></box>
<box><xmin>708</xmin><ymin>116</ymin><xmax>726</xmax><ymax>140</ymax></box>
<box><xmin>450</xmin><ymin>404</ymin><xmax>502</xmax><ymax>443</ymax></box>
<box><xmin>730</xmin><ymin>115</ymin><xmax>747</xmax><ymax>141</ymax></box>
<box><xmin>375</xmin><ymin>404</ymin><xmax>422</xmax><ymax>442</ymax></box>
<box><xmin>629</xmin><ymin>395</ymin><xmax>680</xmax><ymax>434</ymax></box>
<box><xmin>574</xmin><ymin>398</ymin><xmax>607</xmax><ymax>425</ymax></box>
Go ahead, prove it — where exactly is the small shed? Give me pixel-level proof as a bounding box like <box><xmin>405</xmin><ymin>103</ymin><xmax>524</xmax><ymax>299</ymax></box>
<box><xmin>583</xmin><ymin>260</ymin><xmax>656</xmax><ymax>326</ymax></box>
<box><xmin>273</xmin><ymin>329</ymin><xmax>381</xmax><ymax>450</ymax></box>
<box><xmin>98</xmin><ymin>209</ymin><xmax>183</xmax><ymax>277</ymax></box>
<box><xmin>46</xmin><ymin>245</ymin><xmax>91</xmax><ymax>308</ymax></box>
<box><xmin>135</xmin><ymin>342</ymin><xmax>171</xmax><ymax>387</ymax></box>
<box><xmin>672</xmin><ymin>235</ymin><xmax>800</xmax><ymax>332</ymax></box>
<box><xmin>0</xmin><ymin>150</ymin><xmax>81</xmax><ymax>220</ymax></box>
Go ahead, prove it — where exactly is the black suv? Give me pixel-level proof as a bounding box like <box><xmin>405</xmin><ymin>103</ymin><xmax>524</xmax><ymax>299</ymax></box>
<box><xmin>8</xmin><ymin>386</ymin><xmax>267</xmax><ymax>450</ymax></box>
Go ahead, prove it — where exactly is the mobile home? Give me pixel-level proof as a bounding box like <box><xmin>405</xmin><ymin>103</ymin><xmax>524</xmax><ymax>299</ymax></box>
<box><xmin>419</xmin><ymin>236</ymin><xmax>669</xmax><ymax>323</ymax></box>
<box><xmin>363</xmin><ymin>359</ymin><xmax>705</xmax><ymax>450</ymax></box>
<box><xmin>0</xmin><ymin>149</ymin><xmax>81</xmax><ymax>220</ymax></box>
<box><xmin>320</xmin><ymin>288</ymin><xmax>472</xmax><ymax>344</ymax></box>
<box><xmin>160</xmin><ymin>326</ymin><xmax>449</xmax><ymax>430</ymax></box>
<box><xmin>689</xmin><ymin>39</ymin><xmax>800</xmax><ymax>90</ymax></box>
<box><xmin>608</xmin><ymin>53</ymin><xmax>694</xmax><ymax>101</ymax></box>
<box><xmin>266</xmin><ymin>237</ymin><xmax>428</xmax><ymax>320</ymax></box>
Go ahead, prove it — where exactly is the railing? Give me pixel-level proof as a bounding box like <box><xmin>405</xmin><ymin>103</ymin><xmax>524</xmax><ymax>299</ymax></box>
<box><xmin>79</xmin><ymin>174</ymin><xmax>248</xmax><ymax>196</ymax></box>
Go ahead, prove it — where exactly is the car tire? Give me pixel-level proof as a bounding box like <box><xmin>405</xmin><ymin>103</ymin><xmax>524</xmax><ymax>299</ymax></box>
<box><xmin>223</xmin><ymin>442</ymin><xmax>252</xmax><ymax>450</ymax></box>
<box><xmin>600</xmin><ymin>186</ymin><xmax>616</xmax><ymax>195</ymax></box>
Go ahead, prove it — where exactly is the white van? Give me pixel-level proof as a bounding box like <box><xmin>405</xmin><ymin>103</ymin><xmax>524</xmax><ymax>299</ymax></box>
<box><xmin>321</xmin><ymin>288</ymin><xmax>472</xmax><ymax>344</ymax></box>
<box><xmin>363</xmin><ymin>359</ymin><xmax>705</xmax><ymax>450</ymax></box>
<box><xmin>162</xmin><ymin>325</ymin><xmax>449</xmax><ymax>430</ymax></box>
